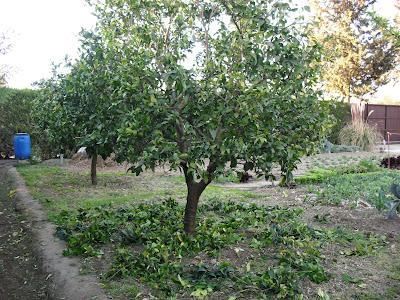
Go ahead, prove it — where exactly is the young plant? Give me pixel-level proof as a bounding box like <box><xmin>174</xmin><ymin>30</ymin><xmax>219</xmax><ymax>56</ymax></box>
<box><xmin>387</xmin><ymin>183</ymin><xmax>400</xmax><ymax>219</ymax></box>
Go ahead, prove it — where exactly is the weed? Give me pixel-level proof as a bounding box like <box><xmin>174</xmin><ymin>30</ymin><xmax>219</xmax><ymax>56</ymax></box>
<box><xmin>314</xmin><ymin>213</ymin><xmax>331</xmax><ymax>224</ymax></box>
<box><xmin>342</xmin><ymin>273</ymin><xmax>363</xmax><ymax>284</ymax></box>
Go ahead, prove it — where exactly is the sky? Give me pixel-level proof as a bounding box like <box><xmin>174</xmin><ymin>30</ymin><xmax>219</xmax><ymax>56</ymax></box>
<box><xmin>0</xmin><ymin>0</ymin><xmax>398</xmax><ymax>101</ymax></box>
<box><xmin>0</xmin><ymin>0</ymin><xmax>96</xmax><ymax>88</ymax></box>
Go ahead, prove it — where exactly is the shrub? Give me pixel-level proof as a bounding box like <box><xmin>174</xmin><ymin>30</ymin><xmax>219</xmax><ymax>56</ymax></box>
<box><xmin>0</xmin><ymin>88</ymin><xmax>35</xmax><ymax>158</ymax></box>
<box><xmin>321</xmin><ymin>141</ymin><xmax>361</xmax><ymax>153</ymax></box>
<box><xmin>325</xmin><ymin>101</ymin><xmax>351</xmax><ymax>144</ymax></box>
<box><xmin>339</xmin><ymin>121</ymin><xmax>382</xmax><ymax>151</ymax></box>
<box><xmin>0</xmin><ymin>87</ymin><xmax>58</xmax><ymax>160</ymax></box>
<box><xmin>331</xmin><ymin>144</ymin><xmax>361</xmax><ymax>153</ymax></box>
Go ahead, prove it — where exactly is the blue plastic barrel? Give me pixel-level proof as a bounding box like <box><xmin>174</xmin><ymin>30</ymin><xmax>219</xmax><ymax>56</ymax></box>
<box><xmin>13</xmin><ymin>133</ymin><xmax>31</xmax><ymax>160</ymax></box>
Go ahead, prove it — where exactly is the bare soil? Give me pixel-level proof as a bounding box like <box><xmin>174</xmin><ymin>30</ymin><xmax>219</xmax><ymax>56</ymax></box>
<box><xmin>251</xmin><ymin>185</ymin><xmax>400</xmax><ymax>299</ymax></box>
<box><xmin>0</xmin><ymin>161</ymin><xmax>52</xmax><ymax>300</ymax></box>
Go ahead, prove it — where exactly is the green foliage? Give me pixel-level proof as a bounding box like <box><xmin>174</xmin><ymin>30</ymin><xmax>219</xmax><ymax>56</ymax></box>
<box><xmin>322</xmin><ymin>141</ymin><xmax>362</xmax><ymax>154</ymax></box>
<box><xmin>55</xmin><ymin>199</ymin><xmax>336</xmax><ymax>298</ymax></box>
<box><xmin>342</xmin><ymin>273</ymin><xmax>363</xmax><ymax>284</ymax></box>
<box><xmin>311</xmin><ymin>0</ymin><xmax>400</xmax><ymax>101</ymax></box>
<box><xmin>34</xmin><ymin>31</ymin><xmax>123</xmax><ymax>160</ymax></box>
<box><xmin>297</xmin><ymin>168</ymin><xmax>337</xmax><ymax>184</ymax></box>
<box><xmin>34</xmin><ymin>73</ymin><xmax>80</xmax><ymax>157</ymax></box>
<box><xmin>310</xmin><ymin>169</ymin><xmax>400</xmax><ymax>209</ymax></box>
<box><xmin>325</xmin><ymin>101</ymin><xmax>351</xmax><ymax>144</ymax></box>
<box><xmin>54</xmin><ymin>197</ymin><xmax>389</xmax><ymax>298</ymax></box>
<box><xmin>214</xmin><ymin>171</ymin><xmax>240</xmax><ymax>183</ymax></box>
<box><xmin>90</xmin><ymin>0</ymin><xmax>331</xmax><ymax>188</ymax></box>
<box><xmin>0</xmin><ymin>87</ymin><xmax>34</xmax><ymax>157</ymax></box>
<box><xmin>339</xmin><ymin>121</ymin><xmax>383</xmax><ymax>151</ymax></box>
<box><xmin>296</xmin><ymin>159</ymin><xmax>381</xmax><ymax>184</ymax></box>
<box><xmin>317</xmin><ymin>288</ymin><xmax>331</xmax><ymax>300</ymax></box>
<box><xmin>327</xmin><ymin>227</ymin><xmax>387</xmax><ymax>257</ymax></box>
<box><xmin>34</xmin><ymin>0</ymin><xmax>332</xmax><ymax>232</ymax></box>
<box><xmin>330</xmin><ymin>144</ymin><xmax>361</xmax><ymax>153</ymax></box>
<box><xmin>0</xmin><ymin>86</ymin><xmax>14</xmax><ymax>102</ymax></box>
<box><xmin>339</xmin><ymin>159</ymin><xmax>381</xmax><ymax>173</ymax></box>
<box><xmin>0</xmin><ymin>87</ymin><xmax>53</xmax><ymax>159</ymax></box>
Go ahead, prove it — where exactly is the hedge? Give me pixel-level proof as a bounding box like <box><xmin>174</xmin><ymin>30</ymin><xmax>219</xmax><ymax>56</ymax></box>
<box><xmin>0</xmin><ymin>87</ymin><xmax>56</xmax><ymax>159</ymax></box>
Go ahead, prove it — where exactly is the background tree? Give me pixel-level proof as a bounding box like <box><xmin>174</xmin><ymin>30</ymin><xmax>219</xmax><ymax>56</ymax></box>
<box><xmin>396</xmin><ymin>0</ymin><xmax>400</xmax><ymax>28</ymax></box>
<box><xmin>35</xmin><ymin>70</ymin><xmax>80</xmax><ymax>160</ymax></box>
<box><xmin>91</xmin><ymin>0</ymin><xmax>331</xmax><ymax>234</ymax></box>
<box><xmin>0</xmin><ymin>33</ymin><xmax>11</xmax><ymax>86</ymax></box>
<box><xmin>35</xmin><ymin>31</ymin><xmax>123</xmax><ymax>185</ymax></box>
<box><xmin>311</xmin><ymin>0</ymin><xmax>400</xmax><ymax>102</ymax></box>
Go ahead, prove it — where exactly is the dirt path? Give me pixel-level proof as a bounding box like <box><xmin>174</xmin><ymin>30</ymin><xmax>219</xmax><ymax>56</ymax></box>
<box><xmin>0</xmin><ymin>160</ymin><xmax>52</xmax><ymax>300</ymax></box>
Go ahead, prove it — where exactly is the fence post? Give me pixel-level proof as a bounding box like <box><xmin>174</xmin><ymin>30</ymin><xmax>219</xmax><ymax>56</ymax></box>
<box><xmin>387</xmin><ymin>132</ymin><xmax>391</xmax><ymax>169</ymax></box>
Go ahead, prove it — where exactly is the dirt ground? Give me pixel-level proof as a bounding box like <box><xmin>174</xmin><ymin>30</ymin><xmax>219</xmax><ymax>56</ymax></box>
<box><xmin>0</xmin><ymin>161</ymin><xmax>52</xmax><ymax>300</ymax></box>
<box><xmin>248</xmin><ymin>186</ymin><xmax>400</xmax><ymax>298</ymax></box>
<box><xmin>17</xmin><ymin>155</ymin><xmax>400</xmax><ymax>298</ymax></box>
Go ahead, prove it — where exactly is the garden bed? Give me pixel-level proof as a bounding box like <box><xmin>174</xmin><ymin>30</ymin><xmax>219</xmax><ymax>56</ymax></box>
<box><xmin>16</xmin><ymin>162</ymin><xmax>400</xmax><ymax>299</ymax></box>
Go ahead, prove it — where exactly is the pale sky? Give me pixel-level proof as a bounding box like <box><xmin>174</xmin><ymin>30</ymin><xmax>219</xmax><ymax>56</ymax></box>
<box><xmin>0</xmin><ymin>0</ymin><xmax>96</xmax><ymax>88</ymax></box>
<box><xmin>0</xmin><ymin>0</ymin><xmax>398</xmax><ymax>101</ymax></box>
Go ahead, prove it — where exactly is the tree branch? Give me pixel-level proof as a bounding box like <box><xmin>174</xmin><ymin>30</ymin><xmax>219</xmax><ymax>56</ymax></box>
<box><xmin>220</xmin><ymin>1</ymin><xmax>243</xmax><ymax>38</ymax></box>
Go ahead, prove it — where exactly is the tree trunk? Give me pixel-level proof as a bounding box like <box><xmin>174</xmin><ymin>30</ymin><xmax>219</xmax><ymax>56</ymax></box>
<box><xmin>91</xmin><ymin>154</ymin><xmax>97</xmax><ymax>186</ymax></box>
<box><xmin>181</xmin><ymin>161</ymin><xmax>216</xmax><ymax>234</ymax></box>
<box><xmin>347</xmin><ymin>82</ymin><xmax>351</xmax><ymax>103</ymax></box>
<box><xmin>183</xmin><ymin>181</ymin><xmax>206</xmax><ymax>234</ymax></box>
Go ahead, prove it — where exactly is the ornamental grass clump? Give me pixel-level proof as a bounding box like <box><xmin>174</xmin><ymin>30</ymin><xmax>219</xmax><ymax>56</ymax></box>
<box><xmin>339</xmin><ymin>121</ymin><xmax>382</xmax><ymax>151</ymax></box>
<box><xmin>339</xmin><ymin>102</ymin><xmax>382</xmax><ymax>151</ymax></box>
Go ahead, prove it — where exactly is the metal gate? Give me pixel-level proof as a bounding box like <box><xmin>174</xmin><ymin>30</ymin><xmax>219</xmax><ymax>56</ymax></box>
<box><xmin>365</xmin><ymin>104</ymin><xmax>400</xmax><ymax>142</ymax></box>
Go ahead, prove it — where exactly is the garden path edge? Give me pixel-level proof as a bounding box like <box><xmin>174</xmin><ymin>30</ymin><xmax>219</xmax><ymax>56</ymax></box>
<box><xmin>7</xmin><ymin>165</ymin><xmax>109</xmax><ymax>300</ymax></box>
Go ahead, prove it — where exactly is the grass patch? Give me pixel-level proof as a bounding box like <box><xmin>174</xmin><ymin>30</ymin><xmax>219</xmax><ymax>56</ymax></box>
<box><xmin>16</xmin><ymin>164</ymin><xmax>262</xmax><ymax>221</ymax></box>
<box><xmin>296</xmin><ymin>159</ymin><xmax>381</xmax><ymax>185</ymax></box>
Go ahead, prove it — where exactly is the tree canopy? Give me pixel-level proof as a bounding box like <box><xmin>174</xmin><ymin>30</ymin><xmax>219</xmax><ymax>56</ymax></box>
<box><xmin>311</xmin><ymin>0</ymin><xmax>400</xmax><ymax>102</ymax></box>
<box><xmin>35</xmin><ymin>31</ymin><xmax>124</xmax><ymax>184</ymax></box>
<box><xmin>0</xmin><ymin>33</ymin><xmax>11</xmax><ymax>86</ymax></box>
<box><xmin>36</xmin><ymin>0</ymin><xmax>332</xmax><ymax>233</ymax></box>
<box><xmin>87</xmin><ymin>0</ymin><xmax>331</xmax><ymax>233</ymax></box>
